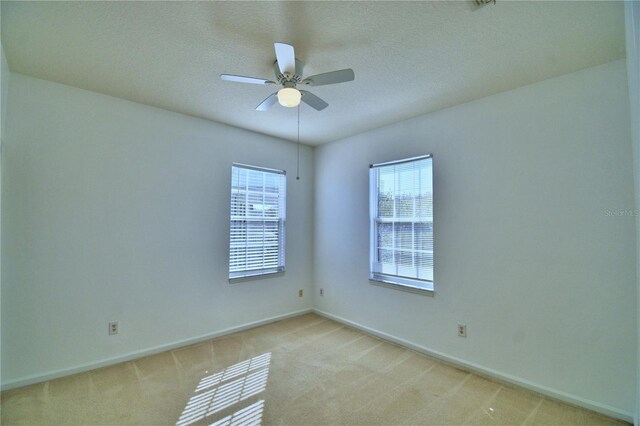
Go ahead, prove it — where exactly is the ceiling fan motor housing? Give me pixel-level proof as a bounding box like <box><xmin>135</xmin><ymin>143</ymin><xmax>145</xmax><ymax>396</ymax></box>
<box><xmin>274</xmin><ymin>59</ymin><xmax>304</xmax><ymax>85</ymax></box>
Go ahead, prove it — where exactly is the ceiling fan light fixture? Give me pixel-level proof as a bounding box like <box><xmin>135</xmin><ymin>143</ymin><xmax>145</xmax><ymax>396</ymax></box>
<box><xmin>277</xmin><ymin>87</ymin><xmax>301</xmax><ymax>107</ymax></box>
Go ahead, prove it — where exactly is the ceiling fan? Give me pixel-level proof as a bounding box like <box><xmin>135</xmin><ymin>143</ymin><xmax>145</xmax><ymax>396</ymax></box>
<box><xmin>220</xmin><ymin>43</ymin><xmax>355</xmax><ymax>111</ymax></box>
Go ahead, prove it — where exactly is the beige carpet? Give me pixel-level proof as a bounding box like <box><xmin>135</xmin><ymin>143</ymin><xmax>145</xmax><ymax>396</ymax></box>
<box><xmin>0</xmin><ymin>313</ymin><xmax>628</xmax><ymax>425</ymax></box>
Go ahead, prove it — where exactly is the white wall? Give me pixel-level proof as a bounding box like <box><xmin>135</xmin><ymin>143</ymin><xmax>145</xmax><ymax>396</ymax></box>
<box><xmin>1</xmin><ymin>44</ymin><xmax>8</xmax><ymax>137</ymax></box>
<box><xmin>1</xmin><ymin>73</ymin><xmax>314</xmax><ymax>387</ymax></box>
<box><xmin>624</xmin><ymin>3</ymin><xmax>640</xmax><ymax>424</ymax></box>
<box><xmin>1</xmin><ymin>42</ymin><xmax>9</xmax><ymax>392</ymax></box>
<box><xmin>0</xmin><ymin>43</ymin><xmax>10</xmax><ymax>392</ymax></box>
<box><xmin>314</xmin><ymin>59</ymin><xmax>636</xmax><ymax>419</ymax></box>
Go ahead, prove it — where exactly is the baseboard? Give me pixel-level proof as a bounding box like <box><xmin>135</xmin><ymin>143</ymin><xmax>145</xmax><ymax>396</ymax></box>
<box><xmin>1</xmin><ymin>308</ymin><xmax>313</xmax><ymax>391</ymax></box>
<box><xmin>313</xmin><ymin>309</ymin><xmax>634</xmax><ymax>424</ymax></box>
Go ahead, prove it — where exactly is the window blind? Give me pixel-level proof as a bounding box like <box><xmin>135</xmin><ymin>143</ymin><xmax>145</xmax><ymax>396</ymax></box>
<box><xmin>369</xmin><ymin>155</ymin><xmax>433</xmax><ymax>291</ymax></box>
<box><xmin>229</xmin><ymin>164</ymin><xmax>286</xmax><ymax>280</ymax></box>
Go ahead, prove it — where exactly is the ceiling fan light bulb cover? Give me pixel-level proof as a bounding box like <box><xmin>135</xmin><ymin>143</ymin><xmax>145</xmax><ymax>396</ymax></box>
<box><xmin>277</xmin><ymin>87</ymin><xmax>301</xmax><ymax>107</ymax></box>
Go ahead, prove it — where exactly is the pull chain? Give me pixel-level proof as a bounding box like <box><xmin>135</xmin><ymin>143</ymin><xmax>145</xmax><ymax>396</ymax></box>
<box><xmin>296</xmin><ymin>105</ymin><xmax>300</xmax><ymax>180</ymax></box>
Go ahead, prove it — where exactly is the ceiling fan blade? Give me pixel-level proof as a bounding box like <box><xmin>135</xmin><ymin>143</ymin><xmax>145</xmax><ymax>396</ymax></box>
<box><xmin>220</xmin><ymin>74</ymin><xmax>275</xmax><ymax>85</ymax></box>
<box><xmin>274</xmin><ymin>43</ymin><xmax>296</xmax><ymax>76</ymax></box>
<box><xmin>301</xmin><ymin>69</ymin><xmax>355</xmax><ymax>86</ymax></box>
<box><xmin>300</xmin><ymin>90</ymin><xmax>328</xmax><ymax>111</ymax></box>
<box><xmin>256</xmin><ymin>93</ymin><xmax>278</xmax><ymax>111</ymax></box>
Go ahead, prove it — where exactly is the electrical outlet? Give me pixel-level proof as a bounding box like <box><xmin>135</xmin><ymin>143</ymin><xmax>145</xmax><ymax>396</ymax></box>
<box><xmin>457</xmin><ymin>324</ymin><xmax>467</xmax><ymax>337</ymax></box>
<box><xmin>298</xmin><ymin>289</ymin><xmax>303</xmax><ymax>297</ymax></box>
<box><xmin>108</xmin><ymin>321</ymin><xmax>119</xmax><ymax>335</ymax></box>
<box><xmin>320</xmin><ymin>288</ymin><xmax>324</xmax><ymax>296</ymax></box>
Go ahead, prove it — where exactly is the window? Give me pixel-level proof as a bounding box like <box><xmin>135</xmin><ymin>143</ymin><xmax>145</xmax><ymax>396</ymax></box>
<box><xmin>369</xmin><ymin>155</ymin><xmax>434</xmax><ymax>293</ymax></box>
<box><xmin>229</xmin><ymin>164</ymin><xmax>286</xmax><ymax>280</ymax></box>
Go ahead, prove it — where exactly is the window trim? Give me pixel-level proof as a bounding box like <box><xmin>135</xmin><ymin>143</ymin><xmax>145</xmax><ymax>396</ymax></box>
<box><xmin>228</xmin><ymin>163</ymin><xmax>286</xmax><ymax>282</ymax></box>
<box><xmin>369</xmin><ymin>154</ymin><xmax>434</xmax><ymax>295</ymax></box>
<box><xmin>229</xmin><ymin>270</ymin><xmax>284</xmax><ymax>284</ymax></box>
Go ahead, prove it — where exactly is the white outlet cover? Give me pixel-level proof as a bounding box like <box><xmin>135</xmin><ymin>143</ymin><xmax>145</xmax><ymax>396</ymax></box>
<box><xmin>108</xmin><ymin>321</ymin><xmax>119</xmax><ymax>335</ymax></box>
<box><xmin>457</xmin><ymin>324</ymin><xmax>467</xmax><ymax>337</ymax></box>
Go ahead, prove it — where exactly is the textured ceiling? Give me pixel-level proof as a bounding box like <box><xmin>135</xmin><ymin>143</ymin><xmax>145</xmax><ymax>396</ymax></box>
<box><xmin>1</xmin><ymin>1</ymin><xmax>626</xmax><ymax>145</ymax></box>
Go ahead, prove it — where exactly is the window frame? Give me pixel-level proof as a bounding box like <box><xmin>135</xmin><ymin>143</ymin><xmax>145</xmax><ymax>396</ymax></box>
<box><xmin>228</xmin><ymin>163</ymin><xmax>286</xmax><ymax>282</ymax></box>
<box><xmin>369</xmin><ymin>154</ymin><xmax>434</xmax><ymax>295</ymax></box>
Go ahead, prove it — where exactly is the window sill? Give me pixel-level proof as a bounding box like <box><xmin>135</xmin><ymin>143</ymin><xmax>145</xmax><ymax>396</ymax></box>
<box><xmin>369</xmin><ymin>278</ymin><xmax>434</xmax><ymax>296</ymax></box>
<box><xmin>229</xmin><ymin>270</ymin><xmax>284</xmax><ymax>283</ymax></box>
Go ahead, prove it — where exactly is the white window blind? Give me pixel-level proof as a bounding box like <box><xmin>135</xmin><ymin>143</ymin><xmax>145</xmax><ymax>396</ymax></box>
<box><xmin>369</xmin><ymin>155</ymin><xmax>433</xmax><ymax>292</ymax></box>
<box><xmin>229</xmin><ymin>164</ymin><xmax>286</xmax><ymax>280</ymax></box>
